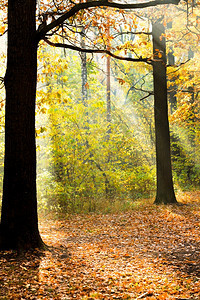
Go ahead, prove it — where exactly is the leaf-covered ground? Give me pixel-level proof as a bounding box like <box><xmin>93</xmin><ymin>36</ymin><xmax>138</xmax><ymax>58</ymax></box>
<box><xmin>0</xmin><ymin>191</ymin><xmax>200</xmax><ymax>299</ymax></box>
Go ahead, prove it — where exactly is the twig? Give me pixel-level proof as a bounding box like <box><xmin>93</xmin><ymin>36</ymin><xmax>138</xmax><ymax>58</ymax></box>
<box><xmin>136</xmin><ymin>291</ymin><xmax>154</xmax><ymax>299</ymax></box>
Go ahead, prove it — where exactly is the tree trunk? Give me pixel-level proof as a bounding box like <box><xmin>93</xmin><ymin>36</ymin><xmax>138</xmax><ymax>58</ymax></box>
<box><xmin>106</xmin><ymin>23</ymin><xmax>111</xmax><ymax>136</ymax></box>
<box><xmin>80</xmin><ymin>27</ymin><xmax>88</xmax><ymax>105</ymax></box>
<box><xmin>0</xmin><ymin>0</ymin><xmax>44</xmax><ymax>250</ymax></box>
<box><xmin>107</xmin><ymin>55</ymin><xmax>111</xmax><ymax>125</ymax></box>
<box><xmin>152</xmin><ymin>21</ymin><xmax>177</xmax><ymax>204</ymax></box>
<box><xmin>168</xmin><ymin>47</ymin><xmax>177</xmax><ymax>114</ymax></box>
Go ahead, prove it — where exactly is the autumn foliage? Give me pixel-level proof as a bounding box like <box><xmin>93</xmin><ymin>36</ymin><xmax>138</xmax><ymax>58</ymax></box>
<box><xmin>0</xmin><ymin>192</ymin><xmax>199</xmax><ymax>299</ymax></box>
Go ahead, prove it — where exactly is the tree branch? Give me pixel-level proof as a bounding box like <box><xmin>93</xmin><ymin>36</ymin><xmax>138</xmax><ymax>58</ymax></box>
<box><xmin>37</xmin><ymin>0</ymin><xmax>180</xmax><ymax>40</ymax></box>
<box><xmin>43</xmin><ymin>38</ymin><xmax>151</xmax><ymax>63</ymax></box>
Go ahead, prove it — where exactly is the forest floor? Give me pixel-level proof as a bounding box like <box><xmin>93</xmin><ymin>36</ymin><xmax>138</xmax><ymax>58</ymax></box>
<box><xmin>0</xmin><ymin>191</ymin><xmax>200</xmax><ymax>300</ymax></box>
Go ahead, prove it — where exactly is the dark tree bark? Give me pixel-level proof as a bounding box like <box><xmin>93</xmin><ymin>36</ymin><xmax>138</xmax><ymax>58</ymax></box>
<box><xmin>152</xmin><ymin>21</ymin><xmax>177</xmax><ymax>204</ymax></box>
<box><xmin>0</xmin><ymin>0</ymin><xmax>44</xmax><ymax>250</ymax></box>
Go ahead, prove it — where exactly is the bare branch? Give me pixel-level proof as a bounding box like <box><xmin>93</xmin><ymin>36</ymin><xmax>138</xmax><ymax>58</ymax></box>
<box><xmin>167</xmin><ymin>59</ymin><xmax>191</xmax><ymax>72</ymax></box>
<box><xmin>113</xmin><ymin>31</ymin><xmax>152</xmax><ymax>39</ymax></box>
<box><xmin>139</xmin><ymin>92</ymin><xmax>154</xmax><ymax>101</ymax></box>
<box><xmin>0</xmin><ymin>77</ymin><xmax>4</xmax><ymax>89</ymax></box>
<box><xmin>0</xmin><ymin>29</ymin><xmax>8</xmax><ymax>36</ymax></box>
<box><xmin>43</xmin><ymin>37</ymin><xmax>151</xmax><ymax>63</ymax></box>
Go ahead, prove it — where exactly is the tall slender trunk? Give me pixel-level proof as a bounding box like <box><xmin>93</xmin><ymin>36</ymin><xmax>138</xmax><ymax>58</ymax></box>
<box><xmin>80</xmin><ymin>28</ymin><xmax>88</xmax><ymax>106</ymax></box>
<box><xmin>152</xmin><ymin>21</ymin><xmax>177</xmax><ymax>204</ymax></box>
<box><xmin>0</xmin><ymin>0</ymin><xmax>44</xmax><ymax>249</ymax></box>
<box><xmin>106</xmin><ymin>22</ymin><xmax>111</xmax><ymax>136</ymax></box>
<box><xmin>107</xmin><ymin>55</ymin><xmax>111</xmax><ymax>125</ymax></box>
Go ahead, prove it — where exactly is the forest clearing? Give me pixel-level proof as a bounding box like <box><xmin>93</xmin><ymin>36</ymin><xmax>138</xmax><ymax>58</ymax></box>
<box><xmin>0</xmin><ymin>191</ymin><xmax>199</xmax><ymax>300</ymax></box>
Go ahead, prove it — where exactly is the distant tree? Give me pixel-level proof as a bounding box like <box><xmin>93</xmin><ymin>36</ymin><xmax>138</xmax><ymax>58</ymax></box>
<box><xmin>80</xmin><ymin>27</ymin><xmax>88</xmax><ymax>105</ymax></box>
